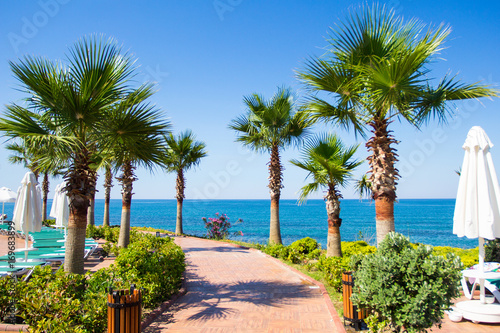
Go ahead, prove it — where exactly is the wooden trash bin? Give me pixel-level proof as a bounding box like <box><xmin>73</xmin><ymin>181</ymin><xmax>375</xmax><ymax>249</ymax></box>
<box><xmin>107</xmin><ymin>285</ymin><xmax>142</xmax><ymax>333</ymax></box>
<box><xmin>342</xmin><ymin>271</ymin><xmax>367</xmax><ymax>331</ymax></box>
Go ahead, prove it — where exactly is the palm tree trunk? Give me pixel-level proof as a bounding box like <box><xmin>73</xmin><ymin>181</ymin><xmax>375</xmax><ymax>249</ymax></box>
<box><xmin>41</xmin><ymin>172</ymin><xmax>49</xmax><ymax>221</ymax></box>
<box><xmin>65</xmin><ymin>204</ymin><xmax>88</xmax><ymax>274</ymax></box>
<box><xmin>325</xmin><ymin>184</ymin><xmax>342</xmax><ymax>257</ymax></box>
<box><xmin>87</xmin><ymin>173</ymin><xmax>97</xmax><ymax>226</ymax></box>
<box><xmin>87</xmin><ymin>192</ymin><xmax>95</xmax><ymax>226</ymax></box>
<box><xmin>366</xmin><ymin>118</ymin><xmax>399</xmax><ymax>246</ymax></box>
<box><xmin>118</xmin><ymin>162</ymin><xmax>136</xmax><ymax>248</ymax></box>
<box><xmin>63</xmin><ymin>149</ymin><xmax>95</xmax><ymax>274</ymax></box>
<box><xmin>268</xmin><ymin>144</ymin><xmax>283</xmax><ymax>244</ymax></box>
<box><xmin>103</xmin><ymin>166</ymin><xmax>113</xmax><ymax>227</ymax></box>
<box><xmin>175</xmin><ymin>169</ymin><xmax>185</xmax><ymax>235</ymax></box>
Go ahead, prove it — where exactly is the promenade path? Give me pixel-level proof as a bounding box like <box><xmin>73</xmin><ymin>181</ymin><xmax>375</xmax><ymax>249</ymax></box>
<box><xmin>143</xmin><ymin>236</ymin><xmax>344</xmax><ymax>333</ymax></box>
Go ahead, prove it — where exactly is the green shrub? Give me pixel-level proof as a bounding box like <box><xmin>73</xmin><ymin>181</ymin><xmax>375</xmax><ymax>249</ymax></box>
<box><xmin>16</xmin><ymin>266</ymin><xmax>90</xmax><ymax>332</ymax></box>
<box><xmin>263</xmin><ymin>243</ymin><xmax>289</xmax><ymax>258</ymax></box>
<box><xmin>432</xmin><ymin>246</ymin><xmax>478</xmax><ymax>268</ymax></box>
<box><xmin>289</xmin><ymin>237</ymin><xmax>319</xmax><ymax>255</ymax></box>
<box><xmin>41</xmin><ymin>219</ymin><xmax>56</xmax><ymax>227</ymax></box>
<box><xmin>341</xmin><ymin>240</ymin><xmax>376</xmax><ymax>257</ymax></box>
<box><xmin>0</xmin><ymin>231</ymin><xmax>185</xmax><ymax>332</ymax></box>
<box><xmin>86</xmin><ymin>225</ymin><xmax>122</xmax><ymax>243</ymax></box>
<box><xmin>285</xmin><ymin>248</ymin><xmax>304</xmax><ymax>264</ymax></box>
<box><xmin>114</xmin><ymin>234</ymin><xmax>185</xmax><ymax>308</ymax></box>
<box><xmin>101</xmin><ymin>241</ymin><xmax>121</xmax><ymax>257</ymax></box>
<box><xmin>0</xmin><ymin>276</ymin><xmax>15</xmax><ymax>322</ymax></box>
<box><xmin>306</xmin><ymin>248</ymin><xmax>322</xmax><ymax>260</ymax></box>
<box><xmin>351</xmin><ymin>232</ymin><xmax>463</xmax><ymax>333</ymax></box>
<box><xmin>315</xmin><ymin>255</ymin><xmax>350</xmax><ymax>291</ymax></box>
<box><xmin>485</xmin><ymin>239</ymin><xmax>500</xmax><ymax>263</ymax></box>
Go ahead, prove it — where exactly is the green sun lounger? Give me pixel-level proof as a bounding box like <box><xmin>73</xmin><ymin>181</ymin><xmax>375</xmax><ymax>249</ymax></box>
<box><xmin>0</xmin><ymin>261</ymin><xmax>49</xmax><ymax>281</ymax></box>
<box><xmin>0</xmin><ymin>252</ymin><xmax>66</xmax><ymax>263</ymax></box>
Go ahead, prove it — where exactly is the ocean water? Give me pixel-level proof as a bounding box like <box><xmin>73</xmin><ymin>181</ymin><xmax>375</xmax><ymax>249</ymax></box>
<box><xmin>3</xmin><ymin>198</ymin><xmax>477</xmax><ymax>249</ymax></box>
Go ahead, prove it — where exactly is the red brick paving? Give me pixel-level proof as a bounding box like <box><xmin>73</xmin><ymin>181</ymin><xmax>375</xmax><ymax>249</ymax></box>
<box><xmin>143</xmin><ymin>236</ymin><xmax>344</xmax><ymax>333</ymax></box>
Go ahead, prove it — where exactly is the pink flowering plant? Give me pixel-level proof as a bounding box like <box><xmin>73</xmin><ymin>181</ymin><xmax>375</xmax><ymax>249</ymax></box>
<box><xmin>202</xmin><ymin>213</ymin><xmax>243</xmax><ymax>240</ymax></box>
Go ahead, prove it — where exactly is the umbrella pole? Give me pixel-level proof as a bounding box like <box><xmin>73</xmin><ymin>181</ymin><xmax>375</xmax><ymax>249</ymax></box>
<box><xmin>479</xmin><ymin>237</ymin><xmax>486</xmax><ymax>304</ymax></box>
<box><xmin>24</xmin><ymin>234</ymin><xmax>29</xmax><ymax>262</ymax></box>
<box><xmin>1</xmin><ymin>202</ymin><xmax>4</xmax><ymax>223</ymax></box>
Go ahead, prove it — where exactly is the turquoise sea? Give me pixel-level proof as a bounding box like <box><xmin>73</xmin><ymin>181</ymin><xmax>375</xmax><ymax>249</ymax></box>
<box><xmin>2</xmin><ymin>199</ymin><xmax>478</xmax><ymax>249</ymax></box>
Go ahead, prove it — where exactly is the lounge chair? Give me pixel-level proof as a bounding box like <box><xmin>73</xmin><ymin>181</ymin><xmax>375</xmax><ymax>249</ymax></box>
<box><xmin>461</xmin><ymin>262</ymin><xmax>500</xmax><ymax>303</ymax></box>
<box><xmin>0</xmin><ymin>261</ymin><xmax>49</xmax><ymax>281</ymax></box>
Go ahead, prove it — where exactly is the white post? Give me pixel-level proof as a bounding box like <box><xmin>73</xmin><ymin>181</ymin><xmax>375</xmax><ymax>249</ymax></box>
<box><xmin>479</xmin><ymin>237</ymin><xmax>485</xmax><ymax>304</ymax></box>
<box><xmin>24</xmin><ymin>235</ymin><xmax>29</xmax><ymax>262</ymax></box>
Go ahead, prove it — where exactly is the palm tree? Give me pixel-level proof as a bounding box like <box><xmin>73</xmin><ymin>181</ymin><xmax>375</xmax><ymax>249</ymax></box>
<box><xmin>102</xmin><ymin>164</ymin><xmax>113</xmax><ymax>227</ymax></box>
<box><xmin>297</xmin><ymin>5</ymin><xmax>498</xmax><ymax>245</ymax></box>
<box><xmin>229</xmin><ymin>87</ymin><xmax>312</xmax><ymax>244</ymax></box>
<box><xmin>291</xmin><ymin>134</ymin><xmax>361</xmax><ymax>257</ymax></box>
<box><xmin>354</xmin><ymin>174</ymin><xmax>372</xmax><ymax>200</ymax></box>
<box><xmin>0</xmin><ymin>35</ymin><xmax>148</xmax><ymax>273</ymax></box>
<box><xmin>102</xmin><ymin>88</ymin><xmax>170</xmax><ymax>248</ymax></box>
<box><xmin>87</xmin><ymin>173</ymin><xmax>98</xmax><ymax>226</ymax></box>
<box><xmin>162</xmin><ymin>131</ymin><xmax>207</xmax><ymax>235</ymax></box>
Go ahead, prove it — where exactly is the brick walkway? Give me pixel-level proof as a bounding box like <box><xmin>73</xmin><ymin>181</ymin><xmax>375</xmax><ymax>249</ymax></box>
<box><xmin>143</xmin><ymin>236</ymin><xmax>344</xmax><ymax>333</ymax></box>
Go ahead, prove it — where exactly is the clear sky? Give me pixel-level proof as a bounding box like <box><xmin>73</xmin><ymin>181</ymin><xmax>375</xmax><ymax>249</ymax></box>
<box><xmin>0</xmin><ymin>0</ymin><xmax>499</xmax><ymax>201</ymax></box>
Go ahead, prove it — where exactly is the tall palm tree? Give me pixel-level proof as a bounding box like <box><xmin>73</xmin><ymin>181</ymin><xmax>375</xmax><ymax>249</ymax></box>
<box><xmin>102</xmin><ymin>88</ymin><xmax>170</xmax><ymax>248</ymax></box>
<box><xmin>102</xmin><ymin>164</ymin><xmax>114</xmax><ymax>227</ymax></box>
<box><xmin>87</xmin><ymin>173</ymin><xmax>98</xmax><ymax>226</ymax></box>
<box><xmin>297</xmin><ymin>5</ymin><xmax>498</xmax><ymax>245</ymax></box>
<box><xmin>229</xmin><ymin>87</ymin><xmax>312</xmax><ymax>244</ymax></box>
<box><xmin>0</xmin><ymin>35</ymin><xmax>147</xmax><ymax>273</ymax></box>
<box><xmin>291</xmin><ymin>134</ymin><xmax>361</xmax><ymax>257</ymax></box>
<box><xmin>162</xmin><ymin>131</ymin><xmax>207</xmax><ymax>235</ymax></box>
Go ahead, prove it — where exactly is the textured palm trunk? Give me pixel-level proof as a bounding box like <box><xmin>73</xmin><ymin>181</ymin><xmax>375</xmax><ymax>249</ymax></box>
<box><xmin>41</xmin><ymin>172</ymin><xmax>49</xmax><ymax>221</ymax></box>
<box><xmin>87</xmin><ymin>192</ymin><xmax>95</xmax><ymax>226</ymax></box>
<box><xmin>325</xmin><ymin>184</ymin><xmax>342</xmax><ymax>257</ymax></box>
<box><xmin>118</xmin><ymin>162</ymin><xmax>136</xmax><ymax>248</ymax></box>
<box><xmin>103</xmin><ymin>166</ymin><xmax>113</xmax><ymax>227</ymax></box>
<box><xmin>65</xmin><ymin>205</ymin><xmax>88</xmax><ymax>274</ymax></box>
<box><xmin>366</xmin><ymin>118</ymin><xmax>399</xmax><ymax>246</ymax></box>
<box><xmin>64</xmin><ymin>149</ymin><xmax>95</xmax><ymax>274</ymax></box>
<box><xmin>87</xmin><ymin>173</ymin><xmax>97</xmax><ymax>226</ymax></box>
<box><xmin>175</xmin><ymin>169</ymin><xmax>185</xmax><ymax>235</ymax></box>
<box><xmin>268</xmin><ymin>144</ymin><xmax>283</xmax><ymax>244</ymax></box>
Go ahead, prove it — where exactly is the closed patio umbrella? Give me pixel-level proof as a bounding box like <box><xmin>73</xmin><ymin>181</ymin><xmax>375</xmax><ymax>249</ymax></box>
<box><xmin>453</xmin><ymin>126</ymin><xmax>500</xmax><ymax>322</ymax></box>
<box><xmin>0</xmin><ymin>187</ymin><xmax>17</xmax><ymax>222</ymax></box>
<box><xmin>13</xmin><ymin>172</ymin><xmax>43</xmax><ymax>258</ymax></box>
<box><xmin>50</xmin><ymin>182</ymin><xmax>69</xmax><ymax>238</ymax></box>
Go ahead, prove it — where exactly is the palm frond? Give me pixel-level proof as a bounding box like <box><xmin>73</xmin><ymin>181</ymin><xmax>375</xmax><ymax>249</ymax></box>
<box><xmin>355</xmin><ymin>174</ymin><xmax>372</xmax><ymax>199</ymax></box>
<box><xmin>162</xmin><ymin>130</ymin><xmax>207</xmax><ymax>173</ymax></box>
<box><xmin>291</xmin><ymin>133</ymin><xmax>362</xmax><ymax>201</ymax></box>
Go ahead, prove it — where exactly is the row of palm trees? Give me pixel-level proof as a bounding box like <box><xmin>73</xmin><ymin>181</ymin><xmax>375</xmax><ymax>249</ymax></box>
<box><xmin>0</xmin><ymin>36</ymin><xmax>207</xmax><ymax>274</ymax></box>
<box><xmin>230</xmin><ymin>5</ymin><xmax>498</xmax><ymax>256</ymax></box>
<box><xmin>0</xmin><ymin>6</ymin><xmax>498</xmax><ymax>272</ymax></box>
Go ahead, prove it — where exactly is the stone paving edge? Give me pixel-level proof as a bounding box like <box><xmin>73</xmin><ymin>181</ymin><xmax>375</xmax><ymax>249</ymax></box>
<box><xmin>0</xmin><ymin>323</ymin><xmax>28</xmax><ymax>332</ymax></box>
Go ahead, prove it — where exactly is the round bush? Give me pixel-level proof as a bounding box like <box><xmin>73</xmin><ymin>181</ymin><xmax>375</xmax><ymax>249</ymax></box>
<box><xmin>351</xmin><ymin>232</ymin><xmax>462</xmax><ymax>333</ymax></box>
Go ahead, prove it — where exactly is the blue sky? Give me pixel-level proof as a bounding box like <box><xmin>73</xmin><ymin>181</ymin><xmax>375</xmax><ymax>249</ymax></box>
<box><xmin>0</xmin><ymin>0</ymin><xmax>499</xmax><ymax>200</ymax></box>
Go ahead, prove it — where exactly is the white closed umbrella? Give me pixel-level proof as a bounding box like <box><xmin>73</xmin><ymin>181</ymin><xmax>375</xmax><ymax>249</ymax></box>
<box><xmin>0</xmin><ymin>187</ymin><xmax>17</xmax><ymax>222</ymax></box>
<box><xmin>453</xmin><ymin>126</ymin><xmax>500</xmax><ymax>307</ymax></box>
<box><xmin>12</xmin><ymin>172</ymin><xmax>43</xmax><ymax>258</ymax></box>
<box><xmin>50</xmin><ymin>182</ymin><xmax>69</xmax><ymax>238</ymax></box>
